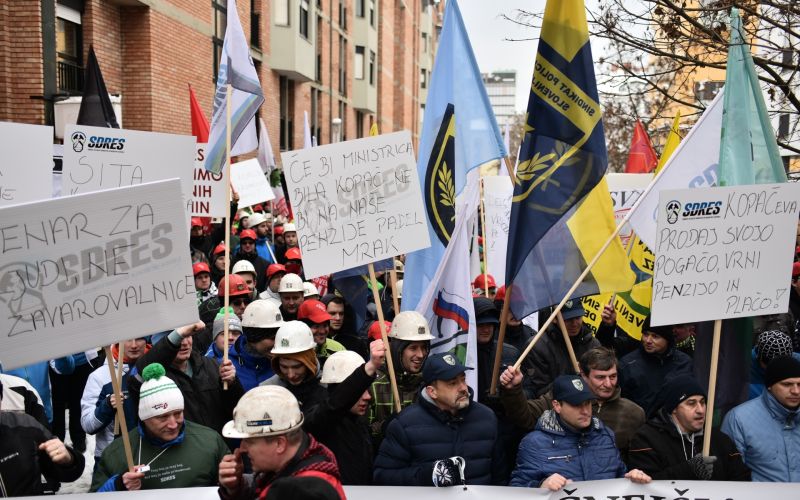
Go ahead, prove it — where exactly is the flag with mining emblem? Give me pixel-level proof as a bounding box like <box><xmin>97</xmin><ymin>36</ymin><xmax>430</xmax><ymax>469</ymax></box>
<box><xmin>505</xmin><ymin>0</ymin><xmax>634</xmax><ymax>319</ymax></box>
<box><xmin>402</xmin><ymin>0</ymin><xmax>506</xmax><ymax>311</ymax></box>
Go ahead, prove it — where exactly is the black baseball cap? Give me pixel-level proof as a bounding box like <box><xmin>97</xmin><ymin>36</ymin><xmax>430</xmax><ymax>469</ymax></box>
<box><xmin>422</xmin><ymin>352</ymin><xmax>473</xmax><ymax>384</ymax></box>
<box><xmin>553</xmin><ymin>374</ymin><xmax>595</xmax><ymax>405</ymax></box>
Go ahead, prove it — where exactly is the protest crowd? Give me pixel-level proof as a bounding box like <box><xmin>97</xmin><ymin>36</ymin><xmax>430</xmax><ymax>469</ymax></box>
<box><xmin>2</xmin><ymin>0</ymin><xmax>800</xmax><ymax>498</ymax></box>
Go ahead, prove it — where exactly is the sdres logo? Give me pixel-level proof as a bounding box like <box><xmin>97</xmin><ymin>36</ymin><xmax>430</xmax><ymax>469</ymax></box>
<box><xmin>88</xmin><ymin>135</ymin><xmax>126</xmax><ymax>151</ymax></box>
<box><xmin>70</xmin><ymin>131</ymin><xmax>86</xmax><ymax>152</ymax></box>
<box><xmin>666</xmin><ymin>200</ymin><xmax>681</xmax><ymax>225</ymax></box>
<box><xmin>682</xmin><ymin>201</ymin><xmax>722</xmax><ymax>218</ymax></box>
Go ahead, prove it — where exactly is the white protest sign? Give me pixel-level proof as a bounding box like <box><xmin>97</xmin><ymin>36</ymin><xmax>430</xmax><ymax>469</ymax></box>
<box><xmin>0</xmin><ymin>122</ymin><xmax>53</xmax><ymax>206</ymax></box>
<box><xmin>230</xmin><ymin>158</ymin><xmax>274</xmax><ymax>208</ymax></box>
<box><xmin>281</xmin><ymin>130</ymin><xmax>430</xmax><ymax>279</ymax></box>
<box><xmin>0</xmin><ymin>179</ymin><xmax>198</xmax><ymax>370</ymax></box>
<box><xmin>483</xmin><ymin>175</ymin><xmax>512</xmax><ymax>286</ymax></box>
<box><xmin>651</xmin><ymin>183</ymin><xmax>800</xmax><ymax>326</ymax></box>
<box><xmin>606</xmin><ymin>173</ymin><xmax>653</xmax><ymax>246</ymax></box>
<box><xmin>62</xmin><ymin>125</ymin><xmax>196</xmax><ymax>220</ymax></box>
<box><xmin>191</xmin><ymin>144</ymin><xmax>227</xmax><ymax>217</ymax></box>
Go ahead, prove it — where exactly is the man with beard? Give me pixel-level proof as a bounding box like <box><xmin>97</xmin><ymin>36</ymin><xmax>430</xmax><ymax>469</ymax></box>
<box><xmin>323</xmin><ymin>295</ymin><xmax>368</xmax><ymax>359</ymax></box>
<box><xmin>278</xmin><ymin>273</ymin><xmax>305</xmax><ymax>321</ymax></box>
<box><xmin>629</xmin><ymin>375</ymin><xmax>750</xmax><ymax>481</ymax></box>
<box><xmin>247</xmin><ymin>212</ymin><xmax>276</xmax><ymax>264</ymax></box>
<box><xmin>297</xmin><ymin>299</ymin><xmax>345</xmax><ymax>368</ymax></box>
<box><xmin>231</xmin><ymin>229</ymin><xmax>269</xmax><ymax>292</ymax></box>
<box><xmin>373</xmin><ymin>353</ymin><xmax>501</xmax><ymax>486</ymax></box>
<box><xmin>259</xmin><ymin>264</ymin><xmax>287</xmax><ymax>302</ymax></box>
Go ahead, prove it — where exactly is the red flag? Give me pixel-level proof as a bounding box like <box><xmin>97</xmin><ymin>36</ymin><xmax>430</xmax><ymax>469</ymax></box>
<box><xmin>189</xmin><ymin>84</ymin><xmax>210</xmax><ymax>143</ymax></box>
<box><xmin>624</xmin><ymin>120</ymin><xmax>658</xmax><ymax>173</ymax></box>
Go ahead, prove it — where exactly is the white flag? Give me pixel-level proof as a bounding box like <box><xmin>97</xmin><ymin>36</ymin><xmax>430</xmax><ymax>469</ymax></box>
<box><xmin>303</xmin><ymin>111</ymin><xmax>313</xmax><ymax>149</ymax></box>
<box><xmin>628</xmin><ymin>90</ymin><xmax>724</xmax><ymax>249</ymax></box>
<box><xmin>257</xmin><ymin>117</ymin><xmax>274</xmax><ymax>175</ymax></box>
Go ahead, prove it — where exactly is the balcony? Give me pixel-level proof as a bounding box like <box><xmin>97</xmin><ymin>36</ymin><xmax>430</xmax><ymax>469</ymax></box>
<box><xmin>57</xmin><ymin>59</ymin><xmax>84</xmax><ymax>95</ymax></box>
<box><xmin>350</xmin><ymin>7</ymin><xmax>377</xmax><ymax>112</ymax></box>
<box><xmin>269</xmin><ymin>0</ymin><xmax>316</xmax><ymax>82</ymax></box>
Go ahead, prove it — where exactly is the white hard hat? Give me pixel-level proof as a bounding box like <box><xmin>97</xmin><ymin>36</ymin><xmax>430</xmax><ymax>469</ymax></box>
<box><xmin>271</xmin><ymin>320</ymin><xmax>316</xmax><ymax>355</ymax></box>
<box><xmin>279</xmin><ymin>273</ymin><xmax>304</xmax><ymax>293</ymax></box>
<box><xmin>320</xmin><ymin>350</ymin><xmax>365</xmax><ymax>384</ymax></box>
<box><xmin>249</xmin><ymin>212</ymin><xmax>267</xmax><ymax>227</ymax></box>
<box><xmin>222</xmin><ymin>385</ymin><xmax>304</xmax><ymax>439</ymax></box>
<box><xmin>232</xmin><ymin>260</ymin><xmax>257</xmax><ymax>277</ymax></box>
<box><xmin>237</xmin><ymin>210</ymin><xmax>251</xmax><ymax>220</ymax></box>
<box><xmin>390</xmin><ymin>310</ymin><xmax>434</xmax><ymax>341</ymax></box>
<box><xmin>242</xmin><ymin>300</ymin><xmax>285</xmax><ymax>329</ymax></box>
<box><xmin>395</xmin><ymin>279</ymin><xmax>403</xmax><ymax>299</ymax></box>
<box><xmin>283</xmin><ymin>222</ymin><xmax>297</xmax><ymax>233</ymax></box>
<box><xmin>303</xmin><ymin>281</ymin><xmax>319</xmax><ymax>298</ymax></box>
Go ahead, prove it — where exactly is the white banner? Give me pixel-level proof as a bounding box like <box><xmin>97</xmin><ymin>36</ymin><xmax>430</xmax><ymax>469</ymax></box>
<box><xmin>482</xmin><ymin>175</ymin><xmax>512</xmax><ymax>286</ymax></box>
<box><xmin>606</xmin><ymin>173</ymin><xmax>653</xmax><ymax>246</ymax></box>
<box><xmin>191</xmin><ymin>144</ymin><xmax>226</xmax><ymax>217</ymax></box>
<box><xmin>0</xmin><ymin>122</ymin><xmax>53</xmax><ymax>207</ymax></box>
<box><xmin>62</xmin><ymin>125</ymin><xmax>196</xmax><ymax>220</ymax></box>
<box><xmin>230</xmin><ymin>158</ymin><xmax>274</xmax><ymax>209</ymax></box>
<box><xmin>651</xmin><ymin>183</ymin><xmax>800</xmax><ymax>326</ymax></box>
<box><xmin>0</xmin><ymin>180</ymin><xmax>198</xmax><ymax>370</ymax></box>
<box><xmin>280</xmin><ymin>131</ymin><xmax>431</xmax><ymax>279</ymax></box>
<box><xmin>39</xmin><ymin>480</ymin><xmax>800</xmax><ymax>499</ymax></box>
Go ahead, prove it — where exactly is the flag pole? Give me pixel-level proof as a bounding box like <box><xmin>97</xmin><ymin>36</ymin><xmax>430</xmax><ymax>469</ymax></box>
<box><xmin>222</xmin><ymin>84</ymin><xmax>232</xmax><ymax>390</ymax></box>
<box><xmin>489</xmin><ymin>283</ymin><xmax>513</xmax><ymax>395</ymax></box>
<box><xmin>703</xmin><ymin>319</ymin><xmax>723</xmax><ymax>456</ymax></box>
<box><xmin>556</xmin><ymin>312</ymin><xmax>580</xmax><ymax>374</ymax></box>
<box><xmin>368</xmin><ymin>263</ymin><xmax>402</xmax><ymax>413</ymax></box>
<box><xmin>103</xmin><ymin>346</ymin><xmax>134</xmax><ymax>471</ymax></box>
<box><xmin>479</xmin><ymin>177</ymin><xmax>489</xmax><ymax>297</ymax></box>
<box><xmin>113</xmin><ymin>341</ymin><xmax>125</xmax><ymax>435</ymax></box>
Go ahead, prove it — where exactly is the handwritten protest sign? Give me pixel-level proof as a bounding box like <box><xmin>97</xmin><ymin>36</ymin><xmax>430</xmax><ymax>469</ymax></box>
<box><xmin>192</xmin><ymin>144</ymin><xmax>226</xmax><ymax>217</ymax></box>
<box><xmin>62</xmin><ymin>125</ymin><xmax>195</xmax><ymax>220</ymax></box>
<box><xmin>483</xmin><ymin>176</ymin><xmax>512</xmax><ymax>286</ymax></box>
<box><xmin>281</xmin><ymin>131</ymin><xmax>430</xmax><ymax>278</ymax></box>
<box><xmin>0</xmin><ymin>179</ymin><xmax>198</xmax><ymax>370</ymax></box>
<box><xmin>230</xmin><ymin>158</ymin><xmax>274</xmax><ymax>208</ymax></box>
<box><xmin>0</xmin><ymin>122</ymin><xmax>53</xmax><ymax>207</ymax></box>
<box><xmin>651</xmin><ymin>183</ymin><xmax>800</xmax><ymax>326</ymax></box>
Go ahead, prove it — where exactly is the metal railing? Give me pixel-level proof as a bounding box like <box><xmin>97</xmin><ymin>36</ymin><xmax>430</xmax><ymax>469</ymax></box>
<box><xmin>57</xmin><ymin>59</ymin><xmax>84</xmax><ymax>94</ymax></box>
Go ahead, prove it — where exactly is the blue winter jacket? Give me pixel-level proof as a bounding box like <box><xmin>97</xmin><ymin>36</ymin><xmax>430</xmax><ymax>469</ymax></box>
<box><xmin>373</xmin><ymin>388</ymin><xmax>502</xmax><ymax>486</ymax></box>
<box><xmin>225</xmin><ymin>335</ymin><xmax>274</xmax><ymax>391</ymax></box>
<box><xmin>748</xmin><ymin>349</ymin><xmax>800</xmax><ymax>400</ymax></box>
<box><xmin>510</xmin><ymin>410</ymin><xmax>626</xmax><ymax>487</ymax></box>
<box><xmin>722</xmin><ymin>389</ymin><xmax>800</xmax><ymax>482</ymax></box>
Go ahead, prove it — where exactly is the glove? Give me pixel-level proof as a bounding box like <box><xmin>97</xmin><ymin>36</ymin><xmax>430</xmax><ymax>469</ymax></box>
<box><xmin>94</xmin><ymin>382</ymin><xmax>116</xmax><ymax>425</ymax></box>
<box><xmin>687</xmin><ymin>455</ymin><xmax>716</xmax><ymax>480</ymax></box>
<box><xmin>432</xmin><ymin>456</ymin><xmax>466</xmax><ymax>487</ymax></box>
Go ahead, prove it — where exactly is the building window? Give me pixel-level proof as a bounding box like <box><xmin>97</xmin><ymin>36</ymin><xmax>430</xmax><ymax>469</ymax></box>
<box><xmin>355</xmin><ymin>46</ymin><xmax>365</xmax><ymax>80</ymax></box>
<box><xmin>421</xmin><ymin>32</ymin><xmax>428</xmax><ymax>52</ymax></box>
<box><xmin>339</xmin><ymin>35</ymin><xmax>346</xmax><ymax>96</ymax></box>
<box><xmin>338</xmin><ymin>0</ymin><xmax>346</xmax><ymax>29</ymax></box>
<box><xmin>274</xmin><ymin>0</ymin><xmax>289</xmax><ymax>26</ymax></box>
<box><xmin>56</xmin><ymin>4</ymin><xmax>83</xmax><ymax>94</ymax></box>
<box><xmin>279</xmin><ymin>76</ymin><xmax>295</xmax><ymax>151</ymax></box>
<box><xmin>355</xmin><ymin>0</ymin><xmax>365</xmax><ymax>18</ymax></box>
<box><xmin>213</xmin><ymin>0</ymin><xmax>227</xmax><ymax>81</ymax></box>
<box><xmin>299</xmin><ymin>0</ymin><xmax>310</xmax><ymax>39</ymax></box>
<box><xmin>339</xmin><ymin>100</ymin><xmax>347</xmax><ymax>141</ymax></box>
<box><xmin>369</xmin><ymin>0</ymin><xmax>375</xmax><ymax>27</ymax></box>
<box><xmin>316</xmin><ymin>14</ymin><xmax>323</xmax><ymax>82</ymax></box>
<box><xmin>369</xmin><ymin>50</ymin><xmax>376</xmax><ymax>86</ymax></box>
<box><xmin>420</xmin><ymin>69</ymin><xmax>427</xmax><ymax>89</ymax></box>
<box><xmin>311</xmin><ymin>88</ymin><xmax>320</xmax><ymax>144</ymax></box>
<box><xmin>356</xmin><ymin>111</ymin><xmax>364</xmax><ymax>138</ymax></box>
<box><xmin>250</xmin><ymin>0</ymin><xmax>261</xmax><ymax>48</ymax></box>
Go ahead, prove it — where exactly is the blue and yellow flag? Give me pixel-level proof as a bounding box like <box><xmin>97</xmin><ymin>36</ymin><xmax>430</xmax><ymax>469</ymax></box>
<box><xmin>506</xmin><ymin>0</ymin><xmax>633</xmax><ymax>318</ymax></box>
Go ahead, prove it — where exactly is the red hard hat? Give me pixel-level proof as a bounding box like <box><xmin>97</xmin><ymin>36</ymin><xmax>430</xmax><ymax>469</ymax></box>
<box><xmin>297</xmin><ymin>299</ymin><xmax>332</xmax><ymax>324</ymax></box>
<box><xmin>239</xmin><ymin>229</ymin><xmax>257</xmax><ymax>241</ymax></box>
<box><xmin>793</xmin><ymin>261</ymin><xmax>800</xmax><ymax>278</ymax></box>
<box><xmin>473</xmin><ymin>274</ymin><xmax>496</xmax><ymax>290</ymax></box>
<box><xmin>495</xmin><ymin>285</ymin><xmax>506</xmax><ymax>302</ymax></box>
<box><xmin>217</xmin><ymin>274</ymin><xmax>251</xmax><ymax>297</ymax></box>
<box><xmin>212</xmin><ymin>243</ymin><xmax>227</xmax><ymax>256</ymax></box>
<box><xmin>253</xmin><ymin>204</ymin><xmax>263</xmax><ymax>212</ymax></box>
<box><xmin>274</xmin><ymin>226</ymin><xmax>285</xmax><ymax>235</ymax></box>
<box><xmin>192</xmin><ymin>262</ymin><xmax>211</xmax><ymax>276</ymax></box>
<box><xmin>267</xmin><ymin>263</ymin><xmax>287</xmax><ymax>279</ymax></box>
<box><xmin>285</xmin><ymin>247</ymin><xmax>302</xmax><ymax>261</ymax></box>
<box><xmin>368</xmin><ymin>321</ymin><xmax>392</xmax><ymax>341</ymax></box>
<box><xmin>190</xmin><ymin>217</ymin><xmax>203</xmax><ymax>228</ymax></box>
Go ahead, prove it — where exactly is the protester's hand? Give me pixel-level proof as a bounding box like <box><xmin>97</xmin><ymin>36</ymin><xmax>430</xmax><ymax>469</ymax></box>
<box><xmin>176</xmin><ymin>321</ymin><xmax>205</xmax><ymax>338</ymax></box>
<box><xmin>122</xmin><ymin>469</ymin><xmax>145</xmax><ymax>490</ymax></box>
<box><xmin>232</xmin><ymin>188</ymin><xmax>240</xmax><ymax>204</ymax></box>
<box><xmin>499</xmin><ymin>365</ymin><xmax>523</xmax><ymax>390</ymax></box>
<box><xmin>365</xmin><ymin>339</ymin><xmax>386</xmax><ymax>376</ymax></box>
<box><xmin>431</xmin><ymin>456</ymin><xmax>465</xmax><ymax>487</ymax></box>
<box><xmin>688</xmin><ymin>455</ymin><xmax>716</xmax><ymax>480</ymax></box>
<box><xmin>601</xmin><ymin>302</ymin><xmax>616</xmax><ymax>326</ymax></box>
<box><xmin>39</xmin><ymin>438</ymin><xmax>73</xmax><ymax>465</ymax></box>
<box><xmin>218</xmin><ymin>449</ymin><xmax>244</xmax><ymax>493</ymax></box>
<box><xmin>219</xmin><ymin>359</ymin><xmax>236</xmax><ymax>383</ymax></box>
<box><xmin>540</xmin><ymin>473</ymin><xmax>571</xmax><ymax>491</ymax></box>
<box><xmin>624</xmin><ymin>469</ymin><xmax>651</xmax><ymax>484</ymax></box>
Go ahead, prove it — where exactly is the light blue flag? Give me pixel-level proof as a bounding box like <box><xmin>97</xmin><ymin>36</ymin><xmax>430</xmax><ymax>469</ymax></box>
<box><xmin>205</xmin><ymin>0</ymin><xmax>265</xmax><ymax>173</ymax></box>
<box><xmin>402</xmin><ymin>0</ymin><xmax>506</xmax><ymax>310</ymax></box>
<box><xmin>718</xmin><ymin>8</ymin><xmax>786</xmax><ymax>186</ymax></box>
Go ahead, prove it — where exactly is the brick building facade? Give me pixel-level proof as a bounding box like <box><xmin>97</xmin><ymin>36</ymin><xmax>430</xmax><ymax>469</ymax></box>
<box><xmin>0</xmin><ymin>0</ymin><xmax>441</xmax><ymax>158</ymax></box>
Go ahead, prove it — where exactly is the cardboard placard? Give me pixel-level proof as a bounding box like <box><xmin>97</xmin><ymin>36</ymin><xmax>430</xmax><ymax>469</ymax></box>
<box><xmin>0</xmin><ymin>122</ymin><xmax>54</xmax><ymax>206</ymax></box>
<box><xmin>651</xmin><ymin>183</ymin><xmax>800</xmax><ymax>325</ymax></box>
<box><xmin>482</xmin><ymin>176</ymin><xmax>512</xmax><ymax>286</ymax></box>
<box><xmin>230</xmin><ymin>158</ymin><xmax>274</xmax><ymax>208</ymax></box>
<box><xmin>607</xmin><ymin>173</ymin><xmax>653</xmax><ymax>246</ymax></box>
<box><xmin>0</xmin><ymin>179</ymin><xmax>198</xmax><ymax>370</ymax></box>
<box><xmin>280</xmin><ymin>131</ymin><xmax>430</xmax><ymax>278</ymax></box>
<box><xmin>192</xmin><ymin>144</ymin><xmax>227</xmax><ymax>217</ymax></box>
<box><xmin>61</xmin><ymin>125</ymin><xmax>196</xmax><ymax>220</ymax></box>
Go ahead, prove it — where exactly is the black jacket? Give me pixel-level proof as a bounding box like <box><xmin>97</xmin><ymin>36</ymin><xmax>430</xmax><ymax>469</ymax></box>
<box><xmin>529</xmin><ymin>324</ymin><xmax>600</xmax><ymax>397</ymax></box>
<box><xmin>618</xmin><ymin>346</ymin><xmax>693</xmax><ymax>416</ymax></box>
<box><xmin>130</xmin><ymin>335</ymin><xmax>244</xmax><ymax>433</ymax></box>
<box><xmin>304</xmin><ymin>365</ymin><xmax>375</xmax><ymax>485</ymax></box>
<box><xmin>0</xmin><ymin>412</ymin><xmax>84</xmax><ymax>496</ymax></box>
<box><xmin>230</xmin><ymin>251</ymin><xmax>269</xmax><ymax>292</ymax></box>
<box><xmin>627</xmin><ymin>409</ymin><xmax>750</xmax><ymax>481</ymax></box>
